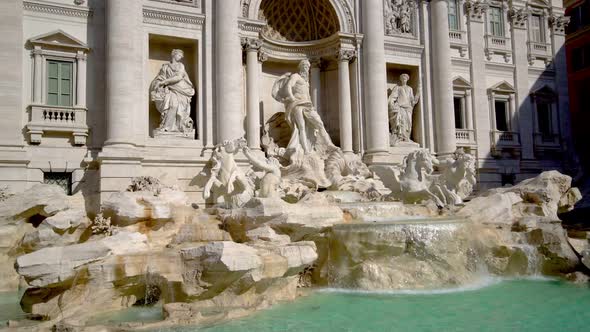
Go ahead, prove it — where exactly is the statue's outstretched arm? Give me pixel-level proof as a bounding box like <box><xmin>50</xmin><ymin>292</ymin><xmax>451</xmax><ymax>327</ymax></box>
<box><xmin>244</xmin><ymin>147</ymin><xmax>275</xmax><ymax>173</ymax></box>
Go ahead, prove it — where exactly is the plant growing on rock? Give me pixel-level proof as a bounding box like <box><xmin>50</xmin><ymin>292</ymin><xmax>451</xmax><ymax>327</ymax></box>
<box><xmin>127</xmin><ymin>176</ymin><xmax>171</xmax><ymax>196</ymax></box>
<box><xmin>91</xmin><ymin>213</ymin><xmax>113</xmax><ymax>236</ymax></box>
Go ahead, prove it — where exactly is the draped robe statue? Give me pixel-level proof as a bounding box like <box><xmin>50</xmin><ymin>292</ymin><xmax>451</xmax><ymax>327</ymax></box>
<box><xmin>388</xmin><ymin>73</ymin><xmax>420</xmax><ymax>145</ymax></box>
<box><xmin>150</xmin><ymin>49</ymin><xmax>195</xmax><ymax>137</ymax></box>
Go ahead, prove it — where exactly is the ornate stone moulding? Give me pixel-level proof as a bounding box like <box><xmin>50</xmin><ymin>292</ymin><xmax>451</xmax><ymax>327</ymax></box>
<box><xmin>23</xmin><ymin>0</ymin><xmax>92</xmax><ymax>18</ymax></box>
<box><xmin>259</xmin><ymin>32</ymin><xmax>358</xmax><ymax>61</ymax></box>
<box><xmin>143</xmin><ymin>7</ymin><xmax>205</xmax><ymax>29</ymax></box>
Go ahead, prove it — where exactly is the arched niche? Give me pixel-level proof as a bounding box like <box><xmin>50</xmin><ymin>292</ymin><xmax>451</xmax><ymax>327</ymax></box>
<box><xmin>241</xmin><ymin>0</ymin><xmax>356</xmax><ymax>34</ymax></box>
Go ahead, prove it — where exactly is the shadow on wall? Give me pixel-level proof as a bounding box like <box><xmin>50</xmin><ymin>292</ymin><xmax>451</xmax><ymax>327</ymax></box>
<box><xmin>475</xmin><ymin>44</ymin><xmax>579</xmax><ymax>192</ymax></box>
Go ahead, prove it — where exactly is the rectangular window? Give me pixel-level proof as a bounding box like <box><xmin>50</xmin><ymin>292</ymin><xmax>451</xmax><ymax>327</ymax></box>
<box><xmin>454</xmin><ymin>96</ymin><xmax>465</xmax><ymax>129</ymax></box>
<box><xmin>495</xmin><ymin>100</ymin><xmax>509</xmax><ymax>131</ymax></box>
<box><xmin>43</xmin><ymin>172</ymin><xmax>72</xmax><ymax>195</ymax></box>
<box><xmin>530</xmin><ymin>14</ymin><xmax>544</xmax><ymax>43</ymax></box>
<box><xmin>448</xmin><ymin>0</ymin><xmax>459</xmax><ymax>31</ymax></box>
<box><xmin>489</xmin><ymin>7</ymin><xmax>504</xmax><ymax>37</ymax></box>
<box><xmin>47</xmin><ymin>60</ymin><xmax>73</xmax><ymax>107</ymax></box>
<box><xmin>537</xmin><ymin>102</ymin><xmax>552</xmax><ymax>136</ymax></box>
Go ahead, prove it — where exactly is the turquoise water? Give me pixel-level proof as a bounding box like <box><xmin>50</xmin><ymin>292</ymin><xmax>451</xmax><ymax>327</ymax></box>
<box><xmin>174</xmin><ymin>279</ymin><xmax>590</xmax><ymax>332</ymax></box>
<box><xmin>0</xmin><ymin>292</ymin><xmax>26</xmax><ymax>325</ymax></box>
<box><xmin>5</xmin><ymin>279</ymin><xmax>590</xmax><ymax>331</ymax></box>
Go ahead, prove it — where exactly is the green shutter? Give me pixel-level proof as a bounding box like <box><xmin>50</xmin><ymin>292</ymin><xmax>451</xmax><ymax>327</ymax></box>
<box><xmin>46</xmin><ymin>60</ymin><xmax>73</xmax><ymax>106</ymax></box>
<box><xmin>448</xmin><ymin>0</ymin><xmax>459</xmax><ymax>31</ymax></box>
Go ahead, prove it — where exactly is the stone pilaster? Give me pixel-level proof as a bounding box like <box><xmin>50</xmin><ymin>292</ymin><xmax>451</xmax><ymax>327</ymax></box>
<box><xmin>362</xmin><ymin>0</ymin><xmax>390</xmax><ymax>160</ymax></box>
<box><xmin>104</xmin><ymin>0</ymin><xmax>142</xmax><ymax>147</ymax></box>
<box><xmin>32</xmin><ymin>47</ymin><xmax>43</xmax><ymax>104</ymax></box>
<box><xmin>465</xmin><ymin>0</ymin><xmax>492</xmax><ymax>162</ymax></box>
<box><xmin>0</xmin><ymin>0</ymin><xmax>28</xmax><ymax>192</ymax></box>
<box><xmin>549</xmin><ymin>13</ymin><xmax>573</xmax><ymax>161</ymax></box>
<box><xmin>430</xmin><ymin>0</ymin><xmax>456</xmax><ymax>156</ymax></box>
<box><xmin>215</xmin><ymin>0</ymin><xmax>243</xmax><ymax>142</ymax></box>
<box><xmin>242</xmin><ymin>38</ymin><xmax>262</xmax><ymax>150</ymax></box>
<box><xmin>509</xmin><ymin>7</ymin><xmax>534</xmax><ymax>160</ymax></box>
<box><xmin>76</xmin><ymin>52</ymin><xmax>87</xmax><ymax>108</ymax></box>
<box><xmin>337</xmin><ymin>50</ymin><xmax>356</xmax><ymax>154</ymax></box>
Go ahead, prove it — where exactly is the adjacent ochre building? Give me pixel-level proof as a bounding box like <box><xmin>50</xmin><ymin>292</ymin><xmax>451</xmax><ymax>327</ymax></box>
<box><xmin>0</xmin><ymin>0</ymin><xmax>575</xmax><ymax>204</ymax></box>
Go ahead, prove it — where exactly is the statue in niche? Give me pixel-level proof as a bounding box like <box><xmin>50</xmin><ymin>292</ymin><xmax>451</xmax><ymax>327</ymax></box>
<box><xmin>150</xmin><ymin>49</ymin><xmax>195</xmax><ymax>138</ymax></box>
<box><xmin>271</xmin><ymin>59</ymin><xmax>335</xmax><ymax>158</ymax></box>
<box><xmin>384</xmin><ymin>0</ymin><xmax>414</xmax><ymax>35</ymax></box>
<box><xmin>388</xmin><ymin>73</ymin><xmax>420</xmax><ymax>145</ymax></box>
<box><xmin>203</xmin><ymin>138</ymin><xmax>254</xmax><ymax>208</ymax></box>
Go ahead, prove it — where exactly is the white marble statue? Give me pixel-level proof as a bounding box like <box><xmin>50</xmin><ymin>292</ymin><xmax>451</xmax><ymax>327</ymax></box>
<box><xmin>150</xmin><ymin>49</ymin><xmax>195</xmax><ymax>138</ymax></box>
<box><xmin>384</xmin><ymin>0</ymin><xmax>414</xmax><ymax>35</ymax></box>
<box><xmin>382</xmin><ymin>149</ymin><xmax>477</xmax><ymax>207</ymax></box>
<box><xmin>272</xmin><ymin>59</ymin><xmax>335</xmax><ymax>158</ymax></box>
<box><xmin>242</xmin><ymin>146</ymin><xmax>282</xmax><ymax>199</ymax></box>
<box><xmin>388</xmin><ymin>73</ymin><xmax>420</xmax><ymax>145</ymax></box>
<box><xmin>203</xmin><ymin>138</ymin><xmax>254</xmax><ymax>208</ymax></box>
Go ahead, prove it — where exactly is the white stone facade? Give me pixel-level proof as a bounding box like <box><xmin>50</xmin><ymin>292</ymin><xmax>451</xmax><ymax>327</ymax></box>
<box><xmin>0</xmin><ymin>0</ymin><xmax>574</xmax><ymax>203</ymax></box>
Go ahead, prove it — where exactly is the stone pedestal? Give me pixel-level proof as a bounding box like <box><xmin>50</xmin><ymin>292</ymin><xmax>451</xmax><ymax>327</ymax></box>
<box><xmin>388</xmin><ymin>141</ymin><xmax>422</xmax><ymax>164</ymax></box>
<box><xmin>153</xmin><ymin>129</ymin><xmax>195</xmax><ymax>140</ymax></box>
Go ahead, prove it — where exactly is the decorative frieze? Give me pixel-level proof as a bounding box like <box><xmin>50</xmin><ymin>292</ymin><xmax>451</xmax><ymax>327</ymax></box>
<box><xmin>508</xmin><ymin>7</ymin><xmax>529</xmax><ymax>29</ymax></box>
<box><xmin>464</xmin><ymin>0</ymin><xmax>488</xmax><ymax>23</ymax></box>
<box><xmin>23</xmin><ymin>1</ymin><xmax>92</xmax><ymax>18</ymax></box>
<box><xmin>143</xmin><ymin>8</ymin><xmax>205</xmax><ymax>28</ymax></box>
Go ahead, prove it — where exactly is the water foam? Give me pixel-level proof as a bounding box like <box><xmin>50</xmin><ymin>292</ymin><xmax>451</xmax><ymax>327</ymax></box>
<box><xmin>319</xmin><ymin>275</ymin><xmax>557</xmax><ymax>296</ymax></box>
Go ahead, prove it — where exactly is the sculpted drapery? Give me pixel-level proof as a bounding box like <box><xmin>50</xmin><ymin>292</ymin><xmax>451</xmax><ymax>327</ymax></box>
<box><xmin>150</xmin><ymin>49</ymin><xmax>195</xmax><ymax>136</ymax></box>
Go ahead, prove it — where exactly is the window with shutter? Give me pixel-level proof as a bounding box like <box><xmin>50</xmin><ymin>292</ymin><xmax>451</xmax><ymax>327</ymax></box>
<box><xmin>530</xmin><ymin>15</ymin><xmax>544</xmax><ymax>43</ymax></box>
<box><xmin>489</xmin><ymin>7</ymin><xmax>504</xmax><ymax>37</ymax></box>
<box><xmin>448</xmin><ymin>0</ymin><xmax>459</xmax><ymax>31</ymax></box>
<box><xmin>46</xmin><ymin>60</ymin><xmax>73</xmax><ymax>107</ymax></box>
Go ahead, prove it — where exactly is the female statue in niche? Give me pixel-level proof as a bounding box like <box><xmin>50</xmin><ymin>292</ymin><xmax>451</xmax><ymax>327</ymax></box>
<box><xmin>150</xmin><ymin>49</ymin><xmax>195</xmax><ymax>137</ymax></box>
<box><xmin>388</xmin><ymin>73</ymin><xmax>420</xmax><ymax>145</ymax></box>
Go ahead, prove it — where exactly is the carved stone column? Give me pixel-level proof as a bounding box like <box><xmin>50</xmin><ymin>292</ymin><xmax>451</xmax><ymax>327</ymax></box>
<box><xmin>243</xmin><ymin>38</ymin><xmax>262</xmax><ymax>150</ymax></box>
<box><xmin>338</xmin><ymin>50</ymin><xmax>356</xmax><ymax>154</ymax></box>
<box><xmin>215</xmin><ymin>0</ymin><xmax>243</xmax><ymax>142</ymax></box>
<box><xmin>430</xmin><ymin>0</ymin><xmax>456</xmax><ymax>156</ymax></box>
<box><xmin>76</xmin><ymin>51</ymin><xmax>87</xmax><ymax>108</ymax></box>
<box><xmin>466</xmin><ymin>0</ymin><xmax>491</xmax><ymax>161</ymax></box>
<box><xmin>509</xmin><ymin>7</ymin><xmax>534</xmax><ymax>159</ymax></box>
<box><xmin>32</xmin><ymin>47</ymin><xmax>43</xmax><ymax>104</ymax></box>
<box><xmin>362</xmin><ymin>0</ymin><xmax>390</xmax><ymax>160</ymax></box>
<box><xmin>105</xmin><ymin>0</ymin><xmax>142</xmax><ymax>147</ymax></box>
<box><xmin>465</xmin><ymin>90</ymin><xmax>473</xmax><ymax>130</ymax></box>
<box><xmin>310</xmin><ymin>58</ymin><xmax>323</xmax><ymax>115</ymax></box>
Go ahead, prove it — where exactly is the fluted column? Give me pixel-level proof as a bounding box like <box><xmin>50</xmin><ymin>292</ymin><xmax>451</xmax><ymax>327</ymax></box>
<box><xmin>243</xmin><ymin>38</ymin><xmax>262</xmax><ymax>150</ymax></box>
<box><xmin>32</xmin><ymin>47</ymin><xmax>43</xmax><ymax>104</ymax></box>
<box><xmin>310</xmin><ymin>58</ymin><xmax>323</xmax><ymax>114</ymax></box>
<box><xmin>105</xmin><ymin>0</ymin><xmax>142</xmax><ymax>146</ymax></box>
<box><xmin>215</xmin><ymin>0</ymin><xmax>243</xmax><ymax>142</ymax></box>
<box><xmin>362</xmin><ymin>0</ymin><xmax>390</xmax><ymax>157</ymax></box>
<box><xmin>338</xmin><ymin>50</ymin><xmax>355</xmax><ymax>154</ymax></box>
<box><xmin>430</xmin><ymin>0</ymin><xmax>456</xmax><ymax>156</ymax></box>
<box><xmin>76</xmin><ymin>51</ymin><xmax>87</xmax><ymax>108</ymax></box>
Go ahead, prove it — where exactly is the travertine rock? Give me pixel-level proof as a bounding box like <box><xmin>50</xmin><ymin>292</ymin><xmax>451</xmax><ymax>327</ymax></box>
<box><xmin>16</xmin><ymin>232</ymin><xmax>149</xmax><ymax>287</ymax></box>
<box><xmin>245</xmin><ymin>225</ymin><xmax>291</xmax><ymax>244</ymax></box>
<box><xmin>101</xmin><ymin>188</ymin><xmax>189</xmax><ymax>225</ymax></box>
<box><xmin>0</xmin><ymin>184</ymin><xmax>70</xmax><ymax>222</ymax></box>
<box><xmin>181</xmin><ymin>242</ymin><xmax>262</xmax><ymax>273</ymax></box>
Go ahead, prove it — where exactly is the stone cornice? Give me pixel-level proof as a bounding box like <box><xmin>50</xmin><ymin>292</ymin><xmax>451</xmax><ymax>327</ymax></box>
<box><xmin>238</xmin><ymin>19</ymin><xmax>266</xmax><ymax>33</ymax></box>
<box><xmin>143</xmin><ymin>7</ymin><xmax>205</xmax><ymax>28</ymax></box>
<box><xmin>23</xmin><ymin>1</ymin><xmax>92</xmax><ymax>18</ymax></box>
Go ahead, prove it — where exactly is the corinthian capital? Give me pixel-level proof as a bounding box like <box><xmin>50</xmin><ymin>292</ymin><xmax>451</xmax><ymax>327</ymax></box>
<box><xmin>337</xmin><ymin>49</ymin><xmax>357</xmax><ymax>62</ymax></box>
<box><xmin>465</xmin><ymin>0</ymin><xmax>489</xmax><ymax>23</ymax></box>
<box><xmin>548</xmin><ymin>14</ymin><xmax>570</xmax><ymax>35</ymax></box>
<box><xmin>508</xmin><ymin>7</ymin><xmax>529</xmax><ymax>29</ymax></box>
<box><xmin>241</xmin><ymin>37</ymin><xmax>263</xmax><ymax>51</ymax></box>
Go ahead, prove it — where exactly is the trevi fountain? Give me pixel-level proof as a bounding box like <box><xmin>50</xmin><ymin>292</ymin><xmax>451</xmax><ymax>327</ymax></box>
<box><xmin>0</xmin><ymin>57</ymin><xmax>588</xmax><ymax>331</ymax></box>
